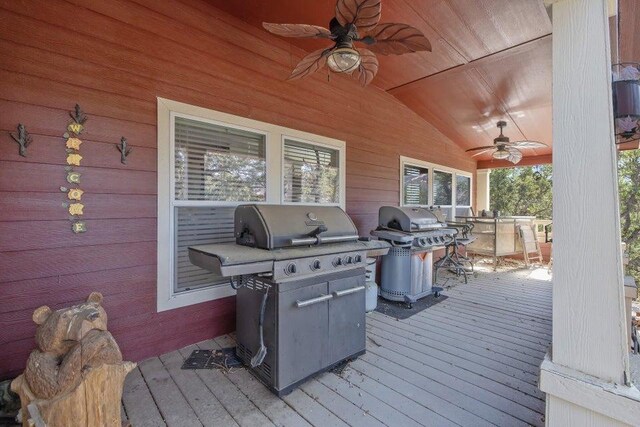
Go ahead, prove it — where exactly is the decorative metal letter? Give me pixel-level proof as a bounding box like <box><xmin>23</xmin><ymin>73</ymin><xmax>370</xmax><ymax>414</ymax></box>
<box><xmin>72</xmin><ymin>221</ymin><xmax>87</xmax><ymax>234</ymax></box>
<box><xmin>117</xmin><ymin>137</ymin><xmax>132</xmax><ymax>164</ymax></box>
<box><xmin>67</xmin><ymin>188</ymin><xmax>84</xmax><ymax>201</ymax></box>
<box><xmin>68</xmin><ymin>104</ymin><xmax>87</xmax><ymax>136</ymax></box>
<box><xmin>62</xmin><ymin>104</ymin><xmax>88</xmax><ymax>234</ymax></box>
<box><xmin>9</xmin><ymin>124</ymin><xmax>32</xmax><ymax>157</ymax></box>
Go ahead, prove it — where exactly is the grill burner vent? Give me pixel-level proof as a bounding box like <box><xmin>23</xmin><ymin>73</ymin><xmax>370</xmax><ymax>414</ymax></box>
<box><xmin>237</xmin><ymin>342</ymin><xmax>273</xmax><ymax>382</ymax></box>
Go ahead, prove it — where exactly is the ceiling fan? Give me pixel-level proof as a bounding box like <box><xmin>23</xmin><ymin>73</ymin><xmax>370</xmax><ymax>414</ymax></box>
<box><xmin>466</xmin><ymin>121</ymin><xmax>548</xmax><ymax>164</ymax></box>
<box><xmin>262</xmin><ymin>0</ymin><xmax>432</xmax><ymax>86</ymax></box>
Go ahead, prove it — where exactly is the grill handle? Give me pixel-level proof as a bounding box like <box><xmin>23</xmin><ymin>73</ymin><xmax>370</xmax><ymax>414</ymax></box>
<box><xmin>333</xmin><ymin>285</ymin><xmax>365</xmax><ymax>298</ymax></box>
<box><xmin>317</xmin><ymin>234</ymin><xmax>359</xmax><ymax>244</ymax></box>
<box><xmin>288</xmin><ymin>234</ymin><xmax>359</xmax><ymax>246</ymax></box>
<box><xmin>295</xmin><ymin>294</ymin><xmax>333</xmax><ymax>308</ymax></box>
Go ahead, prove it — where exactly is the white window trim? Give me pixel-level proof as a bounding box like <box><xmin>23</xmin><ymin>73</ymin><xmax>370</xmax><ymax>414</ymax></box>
<box><xmin>399</xmin><ymin>156</ymin><xmax>473</xmax><ymax>212</ymax></box>
<box><xmin>157</xmin><ymin>98</ymin><xmax>345</xmax><ymax>312</ymax></box>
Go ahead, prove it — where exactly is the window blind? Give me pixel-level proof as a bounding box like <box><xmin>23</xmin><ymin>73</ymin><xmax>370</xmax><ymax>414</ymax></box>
<box><xmin>174</xmin><ymin>116</ymin><xmax>266</xmax><ymax>201</ymax></box>
<box><xmin>283</xmin><ymin>139</ymin><xmax>339</xmax><ymax>204</ymax></box>
<box><xmin>174</xmin><ymin>206</ymin><xmax>235</xmax><ymax>293</ymax></box>
<box><xmin>173</xmin><ymin>116</ymin><xmax>266</xmax><ymax>294</ymax></box>
<box><xmin>403</xmin><ymin>165</ymin><xmax>429</xmax><ymax>205</ymax></box>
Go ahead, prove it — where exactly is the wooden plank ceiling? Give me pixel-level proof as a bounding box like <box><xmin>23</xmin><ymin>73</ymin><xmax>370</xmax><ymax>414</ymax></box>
<box><xmin>207</xmin><ymin>0</ymin><xmax>552</xmax><ymax>162</ymax></box>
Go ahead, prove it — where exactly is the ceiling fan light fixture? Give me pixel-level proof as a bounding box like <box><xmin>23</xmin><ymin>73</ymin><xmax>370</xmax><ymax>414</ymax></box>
<box><xmin>492</xmin><ymin>148</ymin><xmax>510</xmax><ymax>160</ymax></box>
<box><xmin>327</xmin><ymin>47</ymin><xmax>361</xmax><ymax>73</ymax></box>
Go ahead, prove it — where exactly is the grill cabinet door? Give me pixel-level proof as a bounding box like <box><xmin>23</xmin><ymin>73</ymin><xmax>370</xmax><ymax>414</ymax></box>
<box><xmin>328</xmin><ymin>272</ymin><xmax>366</xmax><ymax>365</ymax></box>
<box><xmin>277</xmin><ymin>282</ymin><xmax>329</xmax><ymax>390</ymax></box>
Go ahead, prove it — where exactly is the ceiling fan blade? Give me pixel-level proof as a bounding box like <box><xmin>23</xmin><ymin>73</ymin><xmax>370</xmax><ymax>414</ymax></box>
<box><xmin>354</xmin><ymin>48</ymin><xmax>378</xmax><ymax>86</ymax></box>
<box><xmin>470</xmin><ymin>148</ymin><xmax>494</xmax><ymax>157</ymax></box>
<box><xmin>507</xmin><ymin>148</ymin><xmax>523</xmax><ymax>164</ymax></box>
<box><xmin>465</xmin><ymin>145</ymin><xmax>496</xmax><ymax>153</ymax></box>
<box><xmin>335</xmin><ymin>0</ymin><xmax>381</xmax><ymax>34</ymax></box>
<box><xmin>508</xmin><ymin>140</ymin><xmax>548</xmax><ymax>149</ymax></box>
<box><xmin>288</xmin><ymin>48</ymin><xmax>333</xmax><ymax>81</ymax></box>
<box><xmin>364</xmin><ymin>23</ymin><xmax>431</xmax><ymax>55</ymax></box>
<box><xmin>262</xmin><ymin>23</ymin><xmax>333</xmax><ymax>39</ymax></box>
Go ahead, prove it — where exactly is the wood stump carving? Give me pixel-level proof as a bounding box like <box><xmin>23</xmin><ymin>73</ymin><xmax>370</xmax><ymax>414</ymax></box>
<box><xmin>11</xmin><ymin>293</ymin><xmax>135</xmax><ymax>427</ymax></box>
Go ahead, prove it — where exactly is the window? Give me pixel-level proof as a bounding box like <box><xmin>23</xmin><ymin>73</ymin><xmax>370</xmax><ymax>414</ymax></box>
<box><xmin>433</xmin><ymin>170</ymin><xmax>453</xmax><ymax>206</ymax></box>
<box><xmin>172</xmin><ymin>116</ymin><xmax>267</xmax><ymax>295</ymax></box>
<box><xmin>283</xmin><ymin>139</ymin><xmax>340</xmax><ymax>204</ymax></box>
<box><xmin>400</xmin><ymin>156</ymin><xmax>473</xmax><ymax>220</ymax></box>
<box><xmin>158</xmin><ymin>98</ymin><xmax>345</xmax><ymax>311</ymax></box>
<box><xmin>403</xmin><ymin>165</ymin><xmax>429</xmax><ymax>205</ymax></box>
<box><xmin>456</xmin><ymin>175</ymin><xmax>471</xmax><ymax>206</ymax></box>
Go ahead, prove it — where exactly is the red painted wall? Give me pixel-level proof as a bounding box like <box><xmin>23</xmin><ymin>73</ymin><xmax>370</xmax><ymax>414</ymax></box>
<box><xmin>0</xmin><ymin>0</ymin><xmax>475</xmax><ymax>379</ymax></box>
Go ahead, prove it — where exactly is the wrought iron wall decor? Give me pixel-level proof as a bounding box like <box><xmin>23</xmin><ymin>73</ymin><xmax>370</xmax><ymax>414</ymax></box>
<box><xmin>612</xmin><ymin>63</ymin><xmax>640</xmax><ymax>143</ymax></box>
<box><xmin>61</xmin><ymin>104</ymin><xmax>87</xmax><ymax>234</ymax></box>
<box><xmin>9</xmin><ymin>123</ymin><xmax>32</xmax><ymax>157</ymax></box>
<box><xmin>116</xmin><ymin>137</ymin><xmax>132</xmax><ymax>164</ymax></box>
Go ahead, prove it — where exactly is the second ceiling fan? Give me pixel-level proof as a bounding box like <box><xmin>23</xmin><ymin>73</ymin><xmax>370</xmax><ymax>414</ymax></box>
<box><xmin>262</xmin><ymin>0</ymin><xmax>432</xmax><ymax>86</ymax></box>
<box><xmin>466</xmin><ymin>121</ymin><xmax>548</xmax><ymax>164</ymax></box>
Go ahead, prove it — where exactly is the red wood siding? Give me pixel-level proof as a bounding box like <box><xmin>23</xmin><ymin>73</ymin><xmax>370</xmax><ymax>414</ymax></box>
<box><xmin>0</xmin><ymin>0</ymin><xmax>475</xmax><ymax>380</ymax></box>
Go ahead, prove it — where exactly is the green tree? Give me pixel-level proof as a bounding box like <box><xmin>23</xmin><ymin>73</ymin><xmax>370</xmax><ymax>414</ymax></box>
<box><xmin>489</xmin><ymin>165</ymin><xmax>553</xmax><ymax>219</ymax></box>
<box><xmin>618</xmin><ymin>150</ymin><xmax>640</xmax><ymax>285</ymax></box>
<box><xmin>489</xmin><ymin>157</ymin><xmax>640</xmax><ymax>287</ymax></box>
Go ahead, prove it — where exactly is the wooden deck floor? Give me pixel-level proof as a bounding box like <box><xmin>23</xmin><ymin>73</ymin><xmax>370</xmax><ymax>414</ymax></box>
<box><xmin>122</xmin><ymin>266</ymin><xmax>552</xmax><ymax>427</ymax></box>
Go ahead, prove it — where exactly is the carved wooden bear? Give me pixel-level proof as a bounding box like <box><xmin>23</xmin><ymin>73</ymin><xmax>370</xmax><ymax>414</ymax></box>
<box><xmin>11</xmin><ymin>292</ymin><xmax>135</xmax><ymax>427</ymax></box>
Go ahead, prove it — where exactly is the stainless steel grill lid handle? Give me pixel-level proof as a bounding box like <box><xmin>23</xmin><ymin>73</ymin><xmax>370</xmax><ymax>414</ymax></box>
<box><xmin>295</xmin><ymin>294</ymin><xmax>333</xmax><ymax>307</ymax></box>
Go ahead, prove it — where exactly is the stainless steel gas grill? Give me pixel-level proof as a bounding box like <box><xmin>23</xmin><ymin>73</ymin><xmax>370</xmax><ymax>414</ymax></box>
<box><xmin>371</xmin><ymin>206</ymin><xmax>456</xmax><ymax>306</ymax></box>
<box><xmin>188</xmin><ymin>204</ymin><xmax>389</xmax><ymax>396</ymax></box>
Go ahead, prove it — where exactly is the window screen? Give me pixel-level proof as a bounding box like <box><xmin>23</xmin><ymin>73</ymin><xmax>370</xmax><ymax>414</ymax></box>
<box><xmin>456</xmin><ymin>175</ymin><xmax>471</xmax><ymax>206</ymax></box>
<box><xmin>283</xmin><ymin>139</ymin><xmax>340</xmax><ymax>204</ymax></box>
<box><xmin>403</xmin><ymin>165</ymin><xmax>429</xmax><ymax>205</ymax></box>
<box><xmin>173</xmin><ymin>116</ymin><xmax>266</xmax><ymax>293</ymax></box>
<box><xmin>174</xmin><ymin>116</ymin><xmax>266</xmax><ymax>201</ymax></box>
<box><xmin>433</xmin><ymin>170</ymin><xmax>453</xmax><ymax>205</ymax></box>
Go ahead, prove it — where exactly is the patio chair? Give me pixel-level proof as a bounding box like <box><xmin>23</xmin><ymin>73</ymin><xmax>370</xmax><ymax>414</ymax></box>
<box><xmin>430</xmin><ymin>207</ymin><xmax>476</xmax><ymax>284</ymax></box>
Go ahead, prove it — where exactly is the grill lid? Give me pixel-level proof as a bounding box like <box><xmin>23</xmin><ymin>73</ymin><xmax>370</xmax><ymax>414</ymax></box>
<box><xmin>378</xmin><ymin>206</ymin><xmax>442</xmax><ymax>232</ymax></box>
<box><xmin>235</xmin><ymin>204</ymin><xmax>359</xmax><ymax>249</ymax></box>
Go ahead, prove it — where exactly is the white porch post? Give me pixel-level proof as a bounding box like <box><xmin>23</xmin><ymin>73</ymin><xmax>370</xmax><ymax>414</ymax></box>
<box><xmin>476</xmin><ymin>169</ymin><xmax>490</xmax><ymax>213</ymax></box>
<box><xmin>540</xmin><ymin>0</ymin><xmax>640</xmax><ymax>425</ymax></box>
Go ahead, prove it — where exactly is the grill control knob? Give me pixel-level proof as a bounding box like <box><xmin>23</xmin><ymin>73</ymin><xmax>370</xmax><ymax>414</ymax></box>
<box><xmin>427</xmin><ymin>238</ymin><xmax>433</xmax><ymax>245</ymax></box>
<box><xmin>285</xmin><ymin>262</ymin><xmax>297</xmax><ymax>275</ymax></box>
<box><xmin>343</xmin><ymin>255</ymin><xmax>353</xmax><ymax>265</ymax></box>
<box><xmin>354</xmin><ymin>255</ymin><xmax>362</xmax><ymax>263</ymax></box>
<box><xmin>332</xmin><ymin>257</ymin><xmax>342</xmax><ymax>267</ymax></box>
<box><xmin>311</xmin><ymin>259</ymin><xmax>321</xmax><ymax>271</ymax></box>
